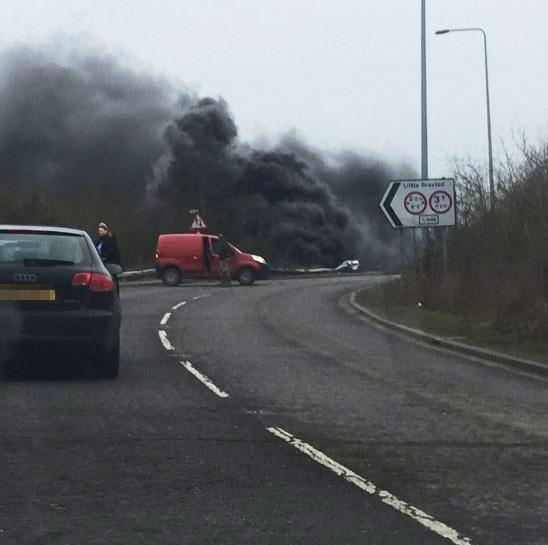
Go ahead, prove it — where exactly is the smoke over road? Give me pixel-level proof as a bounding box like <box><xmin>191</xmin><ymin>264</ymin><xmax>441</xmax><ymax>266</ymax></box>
<box><xmin>0</xmin><ymin>44</ymin><xmax>409</xmax><ymax>267</ymax></box>
<box><xmin>0</xmin><ymin>45</ymin><xmax>176</xmax><ymax>200</ymax></box>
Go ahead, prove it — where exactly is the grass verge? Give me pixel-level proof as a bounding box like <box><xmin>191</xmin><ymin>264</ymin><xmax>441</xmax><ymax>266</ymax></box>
<box><xmin>356</xmin><ymin>280</ymin><xmax>548</xmax><ymax>364</ymax></box>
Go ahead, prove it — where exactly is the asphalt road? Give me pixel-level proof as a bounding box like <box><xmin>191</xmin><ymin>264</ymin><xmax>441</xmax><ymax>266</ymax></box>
<box><xmin>1</xmin><ymin>275</ymin><xmax>547</xmax><ymax>544</ymax></box>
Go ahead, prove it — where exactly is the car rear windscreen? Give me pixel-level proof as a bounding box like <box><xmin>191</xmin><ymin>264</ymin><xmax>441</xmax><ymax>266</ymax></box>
<box><xmin>0</xmin><ymin>233</ymin><xmax>92</xmax><ymax>265</ymax></box>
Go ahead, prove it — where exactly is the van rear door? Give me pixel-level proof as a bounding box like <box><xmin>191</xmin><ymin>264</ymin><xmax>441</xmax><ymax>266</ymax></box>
<box><xmin>204</xmin><ymin>236</ymin><xmax>220</xmax><ymax>278</ymax></box>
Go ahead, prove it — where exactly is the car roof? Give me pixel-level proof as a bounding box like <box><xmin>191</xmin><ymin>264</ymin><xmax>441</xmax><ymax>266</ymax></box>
<box><xmin>0</xmin><ymin>225</ymin><xmax>87</xmax><ymax>236</ymax></box>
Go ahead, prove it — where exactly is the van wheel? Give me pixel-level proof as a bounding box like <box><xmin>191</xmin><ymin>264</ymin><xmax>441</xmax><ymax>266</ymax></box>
<box><xmin>238</xmin><ymin>267</ymin><xmax>256</xmax><ymax>286</ymax></box>
<box><xmin>161</xmin><ymin>267</ymin><xmax>182</xmax><ymax>286</ymax></box>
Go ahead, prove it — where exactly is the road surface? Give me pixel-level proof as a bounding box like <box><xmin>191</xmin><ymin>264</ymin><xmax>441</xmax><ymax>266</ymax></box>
<box><xmin>1</xmin><ymin>275</ymin><xmax>547</xmax><ymax>544</ymax></box>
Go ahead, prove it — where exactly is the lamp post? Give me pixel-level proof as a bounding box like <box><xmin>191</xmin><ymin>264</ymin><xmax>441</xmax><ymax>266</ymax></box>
<box><xmin>421</xmin><ymin>0</ymin><xmax>428</xmax><ymax>180</ymax></box>
<box><xmin>436</xmin><ymin>27</ymin><xmax>494</xmax><ymax>208</ymax></box>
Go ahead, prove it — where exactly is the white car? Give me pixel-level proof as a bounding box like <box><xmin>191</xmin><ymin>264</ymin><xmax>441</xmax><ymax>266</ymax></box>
<box><xmin>335</xmin><ymin>259</ymin><xmax>360</xmax><ymax>272</ymax></box>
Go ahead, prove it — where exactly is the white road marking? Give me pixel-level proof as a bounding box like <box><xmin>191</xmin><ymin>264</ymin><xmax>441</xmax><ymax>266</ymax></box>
<box><xmin>172</xmin><ymin>301</ymin><xmax>187</xmax><ymax>310</ymax></box>
<box><xmin>267</xmin><ymin>427</ymin><xmax>473</xmax><ymax>545</ymax></box>
<box><xmin>160</xmin><ymin>312</ymin><xmax>171</xmax><ymax>326</ymax></box>
<box><xmin>192</xmin><ymin>293</ymin><xmax>211</xmax><ymax>301</ymax></box>
<box><xmin>180</xmin><ymin>361</ymin><xmax>230</xmax><ymax>398</ymax></box>
<box><xmin>158</xmin><ymin>330</ymin><xmax>174</xmax><ymax>351</ymax></box>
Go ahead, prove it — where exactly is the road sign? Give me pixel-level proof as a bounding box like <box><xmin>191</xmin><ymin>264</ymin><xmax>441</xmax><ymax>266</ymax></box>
<box><xmin>380</xmin><ymin>178</ymin><xmax>455</xmax><ymax>228</ymax></box>
<box><xmin>190</xmin><ymin>213</ymin><xmax>207</xmax><ymax>230</ymax></box>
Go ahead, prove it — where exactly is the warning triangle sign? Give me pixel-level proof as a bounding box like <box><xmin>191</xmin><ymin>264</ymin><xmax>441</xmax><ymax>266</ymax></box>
<box><xmin>190</xmin><ymin>214</ymin><xmax>207</xmax><ymax>230</ymax></box>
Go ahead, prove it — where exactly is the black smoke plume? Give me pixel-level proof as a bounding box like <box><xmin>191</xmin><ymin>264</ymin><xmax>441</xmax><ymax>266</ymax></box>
<box><xmin>160</xmin><ymin>100</ymin><xmax>405</xmax><ymax>267</ymax></box>
<box><xmin>0</xmin><ymin>45</ymin><xmax>177</xmax><ymax>200</ymax></box>
<box><xmin>0</xmin><ymin>43</ymin><xmax>407</xmax><ymax>268</ymax></box>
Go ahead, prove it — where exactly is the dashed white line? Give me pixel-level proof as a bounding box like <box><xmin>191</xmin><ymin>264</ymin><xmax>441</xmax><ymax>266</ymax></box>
<box><xmin>180</xmin><ymin>360</ymin><xmax>230</xmax><ymax>398</ymax></box>
<box><xmin>158</xmin><ymin>330</ymin><xmax>174</xmax><ymax>351</ymax></box>
<box><xmin>160</xmin><ymin>312</ymin><xmax>171</xmax><ymax>326</ymax></box>
<box><xmin>162</xmin><ymin>291</ymin><xmax>470</xmax><ymax>544</ymax></box>
<box><xmin>192</xmin><ymin>293</ymin><xmax>211</xmax><ymax>301</ymax></box>
<box><xmin>267</xmin><ymin>427</ymin><xmax>473</xmax><ymax>545</ymax></box>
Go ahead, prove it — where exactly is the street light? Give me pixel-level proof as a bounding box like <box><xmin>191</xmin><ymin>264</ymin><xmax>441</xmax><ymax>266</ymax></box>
<box><xmin>435</xmin><ymin>27</ymin><xmax>494</xmax><ymax>208</ymax></box>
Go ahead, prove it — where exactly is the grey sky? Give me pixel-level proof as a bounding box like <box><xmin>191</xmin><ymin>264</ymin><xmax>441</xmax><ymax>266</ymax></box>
<box><xmin>0</xmin><ymin>0</ymin><xmax>545</xmax><ymax>177</ymax></box>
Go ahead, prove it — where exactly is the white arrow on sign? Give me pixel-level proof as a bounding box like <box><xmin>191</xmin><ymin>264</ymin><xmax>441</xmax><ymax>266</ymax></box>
<box><xmin>380</xmin><ymin>178</ymin><xmax>456</xmax><ymax>228</ymax></box>
<box><xmin>190</xmin><ymin>213</ymin><xmax>207</xmax><ymax>230</ymax></box>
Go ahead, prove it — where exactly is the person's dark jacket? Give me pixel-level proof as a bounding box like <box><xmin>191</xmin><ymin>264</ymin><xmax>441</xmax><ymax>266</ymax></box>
<box><xmin>95</xmin><ymin>234</ymin><xmax>122</xmax><ymax>266</ymax></box>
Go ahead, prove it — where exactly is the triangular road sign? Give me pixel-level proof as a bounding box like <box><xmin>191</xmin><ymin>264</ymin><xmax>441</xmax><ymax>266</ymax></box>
<box><xmin>190</xmin><ymin>213</ymin><xmax>207</xmax><ymax>230</ymax></box>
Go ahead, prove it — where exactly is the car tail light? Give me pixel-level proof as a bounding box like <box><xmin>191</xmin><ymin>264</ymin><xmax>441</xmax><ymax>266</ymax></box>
<box><xmin>155</xmin><ymin>250</ymin><xmax>160</xmax><ymax>259</ymax></box>
<box><xmin>72</xmin><ymin>272</ymin><xmax>113</xmax><ymax>292</ymax></box>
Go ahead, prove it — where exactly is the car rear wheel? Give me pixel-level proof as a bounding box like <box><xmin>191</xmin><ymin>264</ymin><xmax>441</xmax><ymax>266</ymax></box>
<box><xmin>161</xmin><ymin>267</ymin><xmax>182</xmax><ymax>287</ymax></box>
<box><xmin>94</xmin><ymin>338</ymin><xmax>120</xmax><ymax>379</ymax></box>
<box><xmin>238</xmin><ymin>267</ymin><xmax>256</xmax><ymax>286</ymax></box>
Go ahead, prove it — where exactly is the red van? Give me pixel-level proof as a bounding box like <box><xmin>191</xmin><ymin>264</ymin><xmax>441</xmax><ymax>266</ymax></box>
<box><xmin>155</xmin><ymin>233</ymin><xmax>269</xmax><ymax>286</ymax></box>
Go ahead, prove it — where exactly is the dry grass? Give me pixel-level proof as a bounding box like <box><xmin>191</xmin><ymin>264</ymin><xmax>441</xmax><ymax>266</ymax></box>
<box><xmin>357</xmin><ymin>280</ymin><xmax>548</xmax><ymax>363</ymax></box>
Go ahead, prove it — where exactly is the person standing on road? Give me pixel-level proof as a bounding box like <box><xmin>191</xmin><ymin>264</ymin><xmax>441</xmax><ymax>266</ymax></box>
<box><xmin>95</xmin><ymin>223</ymin><xmax>122</xmax><ymax>265</ymax></box>
<box><xmin>95</xmin><ymin>222</ymin><xmax>123</xmax><ymax>293</ymax></box>
<box><xmin>217</xmin><ymin>234</ymin><xmax>232</xmax><ymax>287</ymax></box>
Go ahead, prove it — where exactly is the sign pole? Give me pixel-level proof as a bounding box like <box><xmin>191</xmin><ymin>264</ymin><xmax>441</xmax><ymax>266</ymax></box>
<box><xmin>421</xmin><ymin>0</ymin><xmax>431</xmax><ymax>289</ymax></box>
<box><xmin>400</xmin><ymin>229</ymin><xmax>405</xmax><ymax>278</ymax></box>
<box><xmin>421</xmin><ymin>0</ymin><xmax>428</xmax><ymax>182</ymax></box>
<box><xmin>443</xmin><ymin>227</ymin><xmax>448</xmax><ymax>278</ymax></box>
<box><xmin>413</xmin><ymin>227</ymin><xmax>418</xmax><ymax>278</ymax></box>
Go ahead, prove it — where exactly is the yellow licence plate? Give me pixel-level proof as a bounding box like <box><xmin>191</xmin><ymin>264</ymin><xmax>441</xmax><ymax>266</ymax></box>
<box><xmin>0</xmin><ymin>285</ymin><xmax>56</xmax><ymax>301</ymax></box>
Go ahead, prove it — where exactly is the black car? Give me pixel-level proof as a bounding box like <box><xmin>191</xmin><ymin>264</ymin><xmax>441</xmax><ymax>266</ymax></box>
<box><xmin>0</xmin><ymin>225</ymin><xmax>121</xmax><ymax>378</ymax></box>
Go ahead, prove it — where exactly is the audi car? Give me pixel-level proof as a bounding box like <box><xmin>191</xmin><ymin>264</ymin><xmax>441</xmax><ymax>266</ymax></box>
<box><xmin>0</xmin><ymin>225</ymin><xmax>121</xmax><ymax>378</ymax></box>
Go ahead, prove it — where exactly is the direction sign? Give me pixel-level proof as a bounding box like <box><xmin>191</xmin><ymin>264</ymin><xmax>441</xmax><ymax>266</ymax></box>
<box><xmin>380</xmin><ymin>178</ymin><xmax>455</xmax><ymax>228</ymax></box>
<box><xmin>190</xmin><ymin>213</ymin><xmax>207</xmax><ymax>230</ymax></box>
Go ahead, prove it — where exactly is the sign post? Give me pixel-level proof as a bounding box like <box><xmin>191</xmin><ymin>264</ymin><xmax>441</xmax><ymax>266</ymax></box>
<box><xmin>380</xmin><ymin>178</ymin><xmax>455</xmax><ymax>284</ymax></box>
